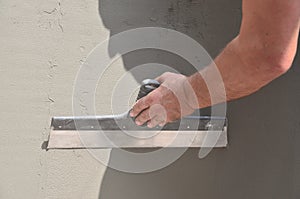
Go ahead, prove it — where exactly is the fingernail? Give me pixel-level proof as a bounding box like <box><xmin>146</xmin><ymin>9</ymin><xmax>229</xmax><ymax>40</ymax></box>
<box><xmin>135</xmin><ymin>121</ymin><xmax>141</xmax><ymax>125</ymax></box>
<box><xmin>147</xmin><ymin>123</ymin><xmax>153</xmax><ymax>128</ymax></box>
<box><xmin>130</xmin><ymin>111</ymin><xmax>134</xmax><ymax>117</ymax></box>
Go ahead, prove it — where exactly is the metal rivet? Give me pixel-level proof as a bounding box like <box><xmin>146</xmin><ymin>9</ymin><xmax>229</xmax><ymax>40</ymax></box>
<box><xmin>205</xmin><ymin>122</ymin><xmax>213</xmax><ymax>129</ymax></box>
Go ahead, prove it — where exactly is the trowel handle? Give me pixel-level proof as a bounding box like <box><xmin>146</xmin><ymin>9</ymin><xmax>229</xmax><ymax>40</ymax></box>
<box><xmin>136</xmin><ymin>79</ymin><xmax>160</xmax><ymax>101</ymax></box>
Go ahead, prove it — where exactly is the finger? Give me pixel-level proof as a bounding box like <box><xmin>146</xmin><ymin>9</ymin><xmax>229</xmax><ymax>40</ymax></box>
<box><xmin>147</xmin><ymin>103</ymin><xmax>167</xmax><ymax>128</ymax></box>
<box><xmin>130</xmin><ymin>96</ymin><xmax>152</xmax><ymax>117</ymax></box>
<box><xmin>147</xmin><ymin>116</ymin><xmax>165</xmax><ymax>128</ymax></box>
<box><xmin>135</xmin><ymin>108</ymin><xmax>151</xmax><ymax>126</ymax></box>
<box><xmin>158</xmin><ymin>121</ymin><xmax>166</xmax><ymax>127</ymax></box>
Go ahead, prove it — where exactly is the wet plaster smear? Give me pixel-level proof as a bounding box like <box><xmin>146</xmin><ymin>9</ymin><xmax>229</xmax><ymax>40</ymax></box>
<box><xmin>0</xmin><ymin>0</ymin><xmax>299</xmax><ymax>198</ymax></box>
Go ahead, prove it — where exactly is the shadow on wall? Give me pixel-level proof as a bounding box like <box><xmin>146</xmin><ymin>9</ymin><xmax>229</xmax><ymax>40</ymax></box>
<box><xmin>98</xmin><ymin>0</ymin><xmax>241</xmax><ymax>82</ymax></box>
<box><xmin>97</xmin><ymin>0</ymin><xmax>296</xmax><ymax>198</ymax></box>
<box><xmin>96</xmin><ymin>0</ymin><xmax>242</xmax><ymax>199</ymax></box>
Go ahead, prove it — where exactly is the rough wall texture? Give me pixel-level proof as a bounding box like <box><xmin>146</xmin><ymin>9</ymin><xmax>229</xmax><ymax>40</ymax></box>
<box><xmin>0</xmin><ymin>0</ymin><xmax>299</xmax><ymax>198</ymax></box>
<box><xmin>1</xmin><ymin>0</ymin><xmax>109</xmax><ymax>198</ymax></box>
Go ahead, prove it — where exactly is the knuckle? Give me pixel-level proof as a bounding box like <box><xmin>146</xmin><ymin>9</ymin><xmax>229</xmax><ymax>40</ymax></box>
<box><xmin>132</xmin><ymin>103</ymin><xmax>139</xmax><ymax>111</ymax></box>
<box><xmin>140</xmin><ymin>111</ymin><xmax>149</xmax><ymax>121</ymax></box>
<box><xmin>156</xmin><ymin>72</ymin><xmax>170</xmax><ymax>82</ymax></box>
<box><xmin>137</xmin><ymin>98</ymin><xmax>145</xmax><ymax>107</ymax></box>
<box><xmin>144</xmin><ymin>96</ymin><xmax>153</xmax><ymax>104</ymax></box>
<box><xmin>163</xmin><ymin>72</ymin><xmax>171</xmax><ymax>76</ymax></box>
<box><xmin>132</xmin><ymin>103</ymin><xmax>139</xmax><ymax>113</ymax></box>
<box><xmin>146</xmin><ymin>92</ymin><xmax>161</xmax><ymax>104</ymax></box>
<box><xmin>151</xmin><ymin>89</ymin><xmax>162</xmax><ymax>100</ymax></box>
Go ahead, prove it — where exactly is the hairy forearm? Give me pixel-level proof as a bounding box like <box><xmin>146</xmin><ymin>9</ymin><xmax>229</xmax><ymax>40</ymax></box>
<box><xmin>131</xmin><ymin>0</ymin><xmax>299</xmax><ymax>126</ymax></box>
<box><xmin>187</xmin><ymin>35</ymin><xmax>295</xmax><ymax>109</ymax></box>
<box><xmin>186</xmin><ymin>0</ymin><xmax>300</xmax><ymax>109</ymax></box>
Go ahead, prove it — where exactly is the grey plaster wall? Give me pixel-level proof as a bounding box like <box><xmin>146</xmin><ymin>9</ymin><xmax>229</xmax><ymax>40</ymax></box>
<box><xmin>0</xmin><ymin>0</ymin><xmax>299</xmax><ymax>198</ymax></box>
<box><xmin>98</xmin><ymin>0</ymin><xmax>299</xmax><ymax>199</ymax></box>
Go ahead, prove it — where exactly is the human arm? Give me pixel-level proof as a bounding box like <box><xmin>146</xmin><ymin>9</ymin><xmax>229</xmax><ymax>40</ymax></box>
<box><xmin>130</xmin><ymin>0</ymin><xmax>300</xmax><ymax>127</ymax></box>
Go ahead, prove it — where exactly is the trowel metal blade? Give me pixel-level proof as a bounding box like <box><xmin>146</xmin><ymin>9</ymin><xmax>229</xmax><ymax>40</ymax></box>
<box><xmin>47</xmin><ymin>115</ymin><xmax>227</xmax><ymax>149</ymax></box>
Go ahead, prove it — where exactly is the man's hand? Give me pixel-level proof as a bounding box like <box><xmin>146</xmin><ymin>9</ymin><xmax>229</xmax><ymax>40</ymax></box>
<box><xmin>130</xmin><ymin>0</ymin><xmax>299</xmax><ymax>128</ymax></box>
<box><xmin>130</xmin><ymin>72</ymin><xmax>197</xmax><ymax>128</ymax></box>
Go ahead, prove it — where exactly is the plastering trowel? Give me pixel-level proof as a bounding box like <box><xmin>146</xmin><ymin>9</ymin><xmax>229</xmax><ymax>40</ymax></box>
<box><xmin>46</xmin><ymin>79</ymin><xmax>227</xmax><ymax>149</ymax></box>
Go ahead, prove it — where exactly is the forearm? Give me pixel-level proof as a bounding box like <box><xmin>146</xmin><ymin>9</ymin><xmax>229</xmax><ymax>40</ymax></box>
<box><xmin>131</xmin><ymin>0</ymin><xmax>299</xmax><ymax>126</ymax></box>
<box><xmin>187</xmin><ymin>35</ymin><xmax>296</xmax><ymax>109</ymax></box>
<box><xmin>187</xmin><ymin>0</ymin><xmax>299</xmax><ymax>109</ymax></box>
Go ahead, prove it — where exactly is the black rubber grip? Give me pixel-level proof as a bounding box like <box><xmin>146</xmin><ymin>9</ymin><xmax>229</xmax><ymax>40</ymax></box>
<box><xmin>136</xmin><ymin>79</ymin><xmax>160</xmax><ymax>101</ymax></box>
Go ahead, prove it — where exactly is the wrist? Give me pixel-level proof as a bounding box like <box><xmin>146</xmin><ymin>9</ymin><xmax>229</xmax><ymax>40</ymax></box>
<box><xmin>182</xmin><ymin>77</ymin><xmax>199</xmax><ymax>111</ymax></box>
<box><xmin>187</xmin><ymin>72</ymin><xmax>212</xmax><ymax>109</ymax></box>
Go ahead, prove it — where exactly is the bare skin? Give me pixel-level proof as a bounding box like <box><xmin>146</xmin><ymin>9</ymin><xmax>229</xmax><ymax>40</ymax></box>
<box><xmin>130</xmin><ymin>0</ymin><xmax>300</xmax><ymax>128</ymax></box>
